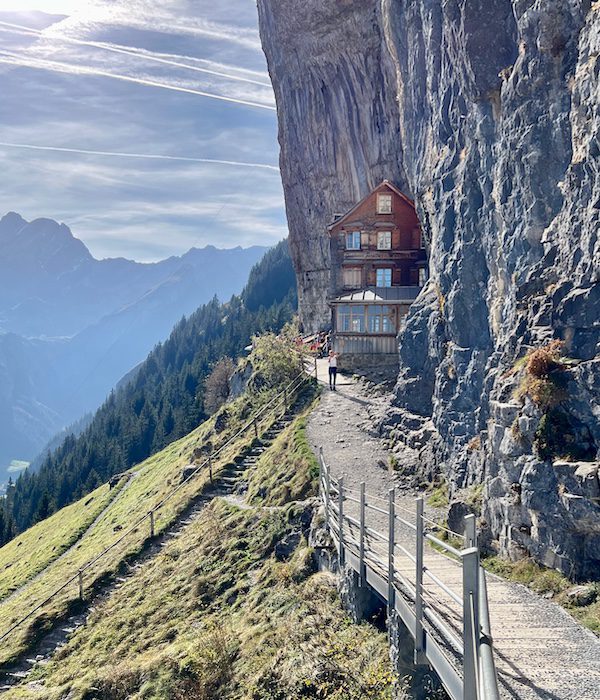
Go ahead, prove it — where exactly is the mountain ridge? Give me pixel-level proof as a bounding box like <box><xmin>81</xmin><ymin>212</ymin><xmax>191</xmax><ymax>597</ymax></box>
<box><xmin>0</xmin><ymin>212</ymin><xmax>270</xmax><ymax>477</ymax></box>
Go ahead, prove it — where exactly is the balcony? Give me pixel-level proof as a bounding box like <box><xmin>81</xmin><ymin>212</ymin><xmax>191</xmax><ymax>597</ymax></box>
<box><xmin>329</xmin><ymin>286</ymin><xmax>422</xmax><ymax>304</ymax></box>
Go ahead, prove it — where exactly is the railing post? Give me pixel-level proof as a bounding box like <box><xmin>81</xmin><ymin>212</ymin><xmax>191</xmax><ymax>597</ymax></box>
<box><xmin>464</xmin><ymin>513</ymin><xmax>477</xmax><ymax>549</ymax></box>
<box><xmin>314</xmin><ymin>355</ymin><xmax>318</xmax><ymax>381</ymax></box>
<box><xmin>253</xmin><ymin>418</ymin><xmax>258</xmax><ymax>439</ymax></box>
<box><xmin>78</xmin><ymin>568</ymin><xmax>84</xmax><ymax>600</ymax></box>
<box><xmin>209</xmin><ymin>455</ymin><xmax>213</xmax><ymax>483</ymax></box>
<box><xmin>387</xmin><ymin>488</ymin><xmax>395</xmax><ymax>615</ymax></box>
<box><xmin>338</xmin><ymin>477</ymin><xmax>345</xmax><ymax>567</ymax></box>
<box><xmin>359</xmin><ymin>482</ymin><xmax>366</xmax><ymax>585</ymax></box>
<box><xmin>284</xmin><ymin>388</ymin><xmax>288</xmax><ymax>413</ymax></box>
<box><xmin>322</xmin><ymin>449</ymin><xmax>330</xmax><ymax>530</ymax></box>
<box><xmin>414</xmin><ymin>496</ymin><xmax>426</xmax><ymax>664</ymax></box>
<box><xmin>461</xmin><ymin>546</ymin><xmax>480</xmax><ymax>700</ymax></box>
<box><xmin>149</xmin><ymin>510</ymin><xmax>155</xmax><ymax>538</ymax></box>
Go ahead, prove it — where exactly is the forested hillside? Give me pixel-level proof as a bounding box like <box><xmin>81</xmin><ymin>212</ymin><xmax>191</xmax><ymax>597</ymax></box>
<box><xmin>0</xmin><ymin>240</ymin><xmax>297</xmax><ymax>542</ymax></box>
<box><xmin>0</xmin><ymin>213</ymin><xmax>268</xmax><ymax>472</ymax></box>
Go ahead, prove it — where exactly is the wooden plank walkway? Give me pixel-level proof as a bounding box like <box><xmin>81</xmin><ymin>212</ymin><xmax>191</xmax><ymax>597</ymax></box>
<box><xmin>308</xmin><ymin>365</ymin><xmax>600</xmax><ymax>700</ymax></box>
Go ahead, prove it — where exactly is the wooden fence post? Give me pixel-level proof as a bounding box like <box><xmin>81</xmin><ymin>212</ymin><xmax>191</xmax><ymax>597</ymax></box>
<box><xmin>359</xmin><ymin>482</ymin><xmax>366</xmax><ymax>585</ymax></box>
<box><xmin>338</xmin><ymin>477</ymin><xmax>345</xmax><ymax>567</ymax></box>
<box><xmin>314</xmin><ymin>355</ymin><xmax>318</xmax><ymax>381</ymax></box>
<box><xmin>78</xmin><ymin>569</ymin><xmax>84</xmax><ymax>600</ymax></box>
<box><xmin>387</xmin><ymin>488</ymin><xmax>395</xmax><ymax>615</ymax></box>
<box><xmin>253</xmin><ymin>418</ymin><xmax>258</xmax><ymax>439</ymax></box>
<box><xmin>461</xmin><ymin>547</ymin><xmax>480</xmax><ymax>700</ymax></box>
<box><xmin>414</xmin><ymin>497</ymin><xmax>426</xmax><ymax>664</ymax></box>
<box><xmin>149</xmin><ymin>510</ymin><xmax>155</xmax><ymax>538</ymax></box>
<box><xmin>209</xmin><ymin>455</ymin><xmax>213</xmax><ymax>483</ymax></box>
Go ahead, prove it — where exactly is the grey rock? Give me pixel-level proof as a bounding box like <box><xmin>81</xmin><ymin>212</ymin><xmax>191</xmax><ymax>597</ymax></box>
<box><xmin>179</xmin><ymin>465</ymin><xmax>197</xmax><ymax>484</ymax></box>
<box><xmin>566</xmin><ymin>584</ymin><xmax>598</xmax><ymax>607</ymax></box>
<box><xmin>274</xmin><ymin>531</ymin><xmax>301</xmax><ymax>561</ymax></box>
<box><xmin>447</xmin><ymin>500</ymin><xmax>477</xmax><ymax>537</ymax></box>
<box><xmin>258</xmin><ymin>0</ymin><xmax>600</xmax><ymax>578</ymax></box>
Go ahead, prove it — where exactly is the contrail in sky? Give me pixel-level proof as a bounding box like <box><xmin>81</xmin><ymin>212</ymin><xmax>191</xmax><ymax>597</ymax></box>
<box><xmin>0</xmin><ymin>51</ymin><xmax>276</xmax><ymax>111</ymax></box>
<box><xmin>0</xmin><ymin>20</ymin><xmax>272</xmax><ymax>88</ymax></box>
<box><xmin>0</xmin><ymin>142</ymin><xmax>280</xmax><ymax>171</ymax></box>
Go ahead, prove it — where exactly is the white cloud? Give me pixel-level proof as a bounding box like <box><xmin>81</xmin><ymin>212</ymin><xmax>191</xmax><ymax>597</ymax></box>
<box><xmin>0</xmin><ymin>0</ymin><xmax>286</xmax><ymax>260</ymax></box>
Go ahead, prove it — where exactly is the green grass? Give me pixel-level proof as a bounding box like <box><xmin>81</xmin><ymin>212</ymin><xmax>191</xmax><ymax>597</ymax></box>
<box><xmin>247</xmin><ymin>409</ymin><xmax>320</xmax><ymax>507</ymax></box>
<box><xmin>483</xmin><ymin>556</ymin><xmax>600</xmax><ymax>634</ymax></box>
<box><xmin>0</xmin><ymin>481</ymin><xmax>124</xmax><ymax>602</ymax></box>
<box><xmin>2</xmin><ymin>411</ymin><xmax>398</xmax><ymax>700</ymax></box>
<box><xmin>0</xmin><ymin>381</ymin><xmax>300</xmax><ymax>667</ymax></box>
<box><xmin>426</xmin><ymin>481</ymin><xmax>449</xmax><ymax>508</ymax></box>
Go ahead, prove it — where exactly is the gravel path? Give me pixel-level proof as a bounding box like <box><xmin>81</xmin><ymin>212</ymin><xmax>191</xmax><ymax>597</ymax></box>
<box><xmin>306</xmin><ymin>361</ymin><xmax>600</xmax><ymax>700</ymax></box>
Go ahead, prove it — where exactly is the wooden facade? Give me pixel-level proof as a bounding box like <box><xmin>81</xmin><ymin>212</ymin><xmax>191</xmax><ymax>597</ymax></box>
<box><xmin>327</xmin><ymin>181</ymin><xmax>427</xmax><ymax>365</ymax></box>
<box><xmin>328</xmin><ymin>180</ymin><xmax>427</xmax><ymax>295</ymax></box>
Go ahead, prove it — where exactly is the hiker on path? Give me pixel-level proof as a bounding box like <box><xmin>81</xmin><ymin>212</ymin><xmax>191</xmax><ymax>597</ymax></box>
<box><xmin>328</xmin><ymin>350</ymin><xmax>338</xmax><ymax>390</ymax></box>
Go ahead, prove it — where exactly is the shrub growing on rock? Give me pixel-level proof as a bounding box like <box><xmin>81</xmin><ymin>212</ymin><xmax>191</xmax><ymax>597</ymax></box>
<box><xmin>515</xmin><ymin>340</ymin><xmax>568</xmax><ymax>411</ymax></box>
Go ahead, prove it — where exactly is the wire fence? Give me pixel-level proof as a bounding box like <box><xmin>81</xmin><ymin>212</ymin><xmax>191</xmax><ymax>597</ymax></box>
<box><xmin>0</xmin><ymin>358</ymin><xmax>317</xmax><ymax>650</ymax></box>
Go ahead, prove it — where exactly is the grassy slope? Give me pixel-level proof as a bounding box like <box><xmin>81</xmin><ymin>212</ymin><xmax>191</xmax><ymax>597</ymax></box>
<box><xmin>246</xmin><ymin>412</ymin><xmax>319</xmax><ymax>506</ymax></box>
<box><xmin>4</xmin><ymin>414</ymin><xmax>396</xmax><ymax>700</ymax></box>
<box><xmin>0</xmin><ymin>482</ymin><xmax>123</xmax><ymax>601</ymax></box>
<box><xmin>0</xmin><ymin>387</ymin><xmax>289</xmax><ymax>667</ymax></box>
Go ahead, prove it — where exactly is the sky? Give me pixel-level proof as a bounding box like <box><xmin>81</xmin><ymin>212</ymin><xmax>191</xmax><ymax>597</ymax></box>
<box><xmin>0</xmin><ymin>0</ymin><xmax>285</xmax><ymax>261</ymax></box>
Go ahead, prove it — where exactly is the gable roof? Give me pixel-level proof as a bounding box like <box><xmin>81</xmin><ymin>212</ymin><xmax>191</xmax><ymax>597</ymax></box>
<box><xmin>327</xmin><ymin>180</ymin><xmax>415</xmax><ymax>231</ymax></box>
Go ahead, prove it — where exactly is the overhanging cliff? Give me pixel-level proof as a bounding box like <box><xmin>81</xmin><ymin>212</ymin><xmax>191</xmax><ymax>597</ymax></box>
<box><xmin>258</xmin><ymin>0</ymin><xmax>600</xmax><ymax>579</ymax></box>
<box><xmin>257</xmin><ymin>0</ymin><xmax>408</xmax><ymax>331</ymax></box>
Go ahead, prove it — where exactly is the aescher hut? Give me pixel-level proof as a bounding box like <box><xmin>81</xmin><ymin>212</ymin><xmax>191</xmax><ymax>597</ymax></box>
<box><xmin>327</xmin><ymin>180</ymin><xmax>427</xmax><ymax>371</ymax></box>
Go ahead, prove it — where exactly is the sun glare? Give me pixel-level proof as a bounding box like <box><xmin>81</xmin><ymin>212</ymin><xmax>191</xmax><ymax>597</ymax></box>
<box><xmin>0</xmin><ymin>0</ymin><xmax>83</xmax><ymax>13</ymax></box>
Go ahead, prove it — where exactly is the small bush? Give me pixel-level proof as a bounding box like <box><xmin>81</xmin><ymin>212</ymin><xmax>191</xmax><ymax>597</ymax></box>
<box><xmin>467</xmin><ymin>436</ymin><xmax>481</xmax><ymax>451</ymax></box>
<box><xmin>427</xmin><ymin>481</ymin><xmax>449</xmax><ymax>508</ymax></box>
<box><xmin>514</xmin><ymin>340</ymin><xmax>569</xmax><ymax>411</ymax></box>
<box><xmin>526</xmin><ymin>340</ymin><xmax>565</xmax><ymax>378</ymax></box>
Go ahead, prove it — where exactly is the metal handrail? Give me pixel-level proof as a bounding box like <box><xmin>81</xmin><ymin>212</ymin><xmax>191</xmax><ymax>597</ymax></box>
<box><xmin>318</xmin><ymin>452</ymin><xmax>500</xmax><ymax>700</ymax></box>
<box><xmin>478</xmin><ymin>568</ymin><xmax>501</xmax><ymax>700</ymax></box>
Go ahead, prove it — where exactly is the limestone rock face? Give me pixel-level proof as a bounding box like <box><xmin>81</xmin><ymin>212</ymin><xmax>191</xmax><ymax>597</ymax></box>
<box><xmin>258</xmin><ymin>0</ymin><xmax>600</xmax><ymax>578</ymax></box>
<box><xmin>257</xmin><ymin>0</ymin><xmax>408</xmax><ymax>331</ymax></box>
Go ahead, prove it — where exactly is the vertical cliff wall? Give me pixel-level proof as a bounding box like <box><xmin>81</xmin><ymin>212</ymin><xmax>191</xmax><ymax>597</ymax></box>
<box><xmin>257</xmin><ymin>0</ymin><xmax>408</xmax><ymax>331</ymax></box>
<box><xmin>258</xmin><ymin>0</ymin><xmax>600</xmax><ymax>579</ymax></box>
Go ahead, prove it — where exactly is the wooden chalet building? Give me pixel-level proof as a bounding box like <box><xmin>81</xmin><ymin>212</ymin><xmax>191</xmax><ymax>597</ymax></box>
<box><xmin>327</xmin><ymin>180</ymin><xmax>427</xmax><ymax>369</ymax></box>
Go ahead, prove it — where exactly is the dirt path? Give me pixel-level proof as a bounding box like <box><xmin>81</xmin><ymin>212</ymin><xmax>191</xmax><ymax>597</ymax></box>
<box><xmin>306</xmin><ymin>362</ymin><xmax>600</xmax><ymax>700</ymax></box>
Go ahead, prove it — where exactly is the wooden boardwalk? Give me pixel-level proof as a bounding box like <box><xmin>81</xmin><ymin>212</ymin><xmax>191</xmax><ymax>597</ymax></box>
<box><xmin>309</xmin><ymin>368</ymin><xmax>600</xmax><ymax>700</ymax></box>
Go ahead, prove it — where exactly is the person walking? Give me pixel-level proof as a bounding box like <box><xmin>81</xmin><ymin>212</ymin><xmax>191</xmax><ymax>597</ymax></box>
<box><xmin>328</xmin><ymin>350</ymin><xmax>338</xmax><ymax>390</ymax></box>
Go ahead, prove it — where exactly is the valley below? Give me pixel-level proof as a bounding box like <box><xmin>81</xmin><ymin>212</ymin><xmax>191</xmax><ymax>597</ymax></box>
<box><xmin>0</xmin><ymin>212</ymin><xmax>267</xmax><ymax>485</ymax></box>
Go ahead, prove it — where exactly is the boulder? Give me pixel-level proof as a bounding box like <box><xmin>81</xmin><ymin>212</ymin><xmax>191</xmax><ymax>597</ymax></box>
<box><xmin>566</xmin><ymin>585</ymin><xmax>597</xmax><ymax>607</ymax></box>
<box><xmin>180</xmin><ymin>464</ymin><xmax>197</xmax><ymax>484</ymax></box>
<box><xmin>274</xmin><ymin>531</ymin><xmax>301</xmax><ymax>561</ymax></box>
<box><xmin>447</xmin><ymin>500</ymin><xmax>477</xmax><ymax>537</ymax></box>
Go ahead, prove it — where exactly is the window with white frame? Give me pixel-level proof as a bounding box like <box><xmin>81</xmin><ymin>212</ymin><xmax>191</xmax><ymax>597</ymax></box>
<box><xmin>377</xmin><ymin>231</ymin><xmax>392</xmax><ymax>250</ymax></box>
<box><xmin>342</xmin><ymin>267</ymin><xmax>362</xmax><ymax>288</ymax></box>
<box><xmin>367</xmin><ymin>305</ymin><xmax>394</xmax><ymax>334</ymax></box>
<box><xmin>377</xmin><ymin>193</ymin><xmax>392</xmax><ymax>214</ymax></box>
<box><xmin>337</xmin><ymin>304</ymin><xmax>365</xmax><ymax>333</ymax></box>
<box><xmin>376</xmin><ymin>268</ymin><xmax>392</xmax><ymax>287</ymax></box>
<box><xmin>345</xmin><ymin>231</ymin><xmax>361</xmax><ymax>250</ymax></box>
